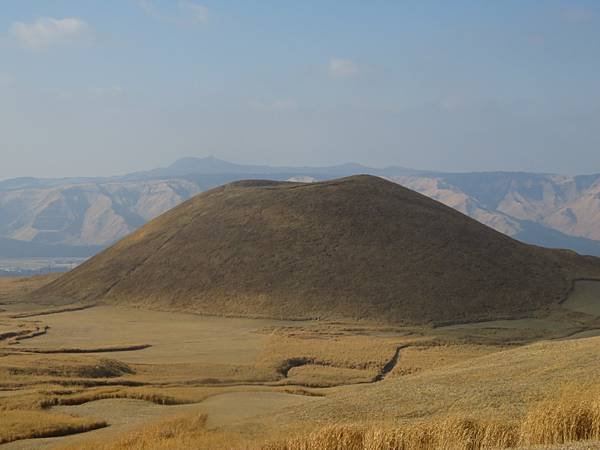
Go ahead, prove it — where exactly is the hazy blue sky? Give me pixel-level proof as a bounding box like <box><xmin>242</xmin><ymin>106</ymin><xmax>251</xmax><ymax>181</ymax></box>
<box><xmin>1</xmin><ymin>0</ymin><xmax>600</xmax><ymax>180</ymax></box>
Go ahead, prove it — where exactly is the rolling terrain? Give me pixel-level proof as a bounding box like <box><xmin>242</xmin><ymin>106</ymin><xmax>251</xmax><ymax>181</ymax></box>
<box><xmin>2</xmin><ymin>277</ymin><xmax>600</xmax><ymax>448</ymax></box>
<box><xmin>2</xmin><ymin>178</ymin><xmax>600</xmax><ymax>448</ymax></box>
<box><xmin>32</xmin><ymin>175</ymin><xmax>600</xmax><ymax>325</ymax></box>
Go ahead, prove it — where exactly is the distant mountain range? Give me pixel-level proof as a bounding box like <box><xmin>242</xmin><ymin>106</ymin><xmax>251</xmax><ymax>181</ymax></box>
<box><xmin>1</xmin><ymin>156</ymin><xmax>600</xmax><ymax>257</ymax></box>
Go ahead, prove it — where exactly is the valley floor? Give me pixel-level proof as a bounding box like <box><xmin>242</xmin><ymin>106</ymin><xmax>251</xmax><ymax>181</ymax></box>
<box><xmin>2</xmin><ymin>277</ymin><xmax>600</xmax><ymax>449</ymax></box>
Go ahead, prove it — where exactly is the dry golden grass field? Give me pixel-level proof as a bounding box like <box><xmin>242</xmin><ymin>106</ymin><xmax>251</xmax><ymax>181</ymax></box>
<box><xmin>2</xmin><ymin>275</ymin><xmax>600</xmax><ymax>449</ymax></box>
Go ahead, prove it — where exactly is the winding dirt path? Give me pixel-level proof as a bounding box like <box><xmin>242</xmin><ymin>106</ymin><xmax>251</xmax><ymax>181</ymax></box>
<box><xmin>373</xmin><ymin>345</ymin><xmax>407</xmax><ymax>382</ymax></box>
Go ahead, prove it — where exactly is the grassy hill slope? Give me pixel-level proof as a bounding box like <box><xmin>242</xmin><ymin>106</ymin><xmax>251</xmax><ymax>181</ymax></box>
<box><xmin>32</xmin><ymin>175</ymin><xmax>600</xmax><ymax>324</ymax></box>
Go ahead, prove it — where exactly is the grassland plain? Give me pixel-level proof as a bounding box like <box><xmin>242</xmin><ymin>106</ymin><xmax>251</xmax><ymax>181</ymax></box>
<box><xmin>30</xmin><ymin>383</ymin><xmax>600</xmax><ymax>450</ymax></box>
<box><xmin>2</xmin><ymin>276</ymin><xmax>600</xmax><ymax>448</ymax></box>
<box><xmin>0</xmin><ymin>275</ymin><xmax>59</xmax><ymax>309</ymax></box>
<box><xmin>0</xmin><ymin>289</ymin><xmax>421</xmax><ymax>447</ymax></box>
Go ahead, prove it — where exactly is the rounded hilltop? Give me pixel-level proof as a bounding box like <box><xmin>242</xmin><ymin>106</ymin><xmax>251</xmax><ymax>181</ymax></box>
<box><xmin>33</xmin><ymin>175</ymin><xmax>600</xmax><ymax>324</ymax></box>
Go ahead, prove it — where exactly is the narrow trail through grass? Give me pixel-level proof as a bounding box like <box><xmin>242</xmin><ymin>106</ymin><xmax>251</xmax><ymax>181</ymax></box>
<box><xmin>373</xmin><ymin>345</ymin><xmax>407</xmax><ymax>382</ymax></box>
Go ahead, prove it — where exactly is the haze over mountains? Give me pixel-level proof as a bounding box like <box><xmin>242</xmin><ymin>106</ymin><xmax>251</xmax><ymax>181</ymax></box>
<box><xmin>34</xmin><ymin>176</ymin><xmax>600</xmax><ymax>325</ymax></box>
<box><xmin>3</xmin><ymin>156</ymin><xmax>600</xmax><ymax>258</ymax></box>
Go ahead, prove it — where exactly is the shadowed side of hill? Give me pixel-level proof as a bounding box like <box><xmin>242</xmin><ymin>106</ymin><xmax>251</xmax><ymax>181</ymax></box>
<box><xmin>31</xmin><ymin>175</ymin><xmax>600</xmax><ymax>325</ymax></box>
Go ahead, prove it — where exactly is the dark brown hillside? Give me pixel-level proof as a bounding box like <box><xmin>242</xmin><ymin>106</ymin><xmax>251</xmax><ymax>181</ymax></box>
<box><xmin>32</xmin><ymin>175</ymin><xmax>600</xmax><ymax>324</ymax></box>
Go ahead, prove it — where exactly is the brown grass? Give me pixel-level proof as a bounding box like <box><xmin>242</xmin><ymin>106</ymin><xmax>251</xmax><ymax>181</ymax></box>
<box><xmin>45</xmin><ymin>389</ymin><xmax>600</xmax><ymax>450</ymax></box>
<box><xmin>33</xmin><ymin>175</ymin><xmax>600</xmax><ymax>325</ymax></box>
<box><xmin>265</xmin><ymin>387</ymin><xmax>600</xmax><ymax>449</ymax></box>
<box><xmin>2</xmin><ymin>358</ymin><xmax>134</xmax><ymax>379</ymax></box>
<box><xmin>0</xmin><ymin>274</ymin><xmax>58</xmax><ymax>305</ymax></box>
<box><xmin>53</xmin><ymin>397</ymin><xmax>600</xmax><ymax>450</ymax></box>
<box><xmin>58</xmin><ymin>414</ymin><xmax>246</xmax><ymax>450</ymax></box>
<box><xmin>4</xmin><ymin>282</ymin><xmax>600</xmax><ymax>449</ymax></box>
<box><xmin>520</xmin><ymin>389</ymin><xmax>600</xmax><ymax>446</ymax></box>
<box><xmin>39</xmin><ymin>387</ymin><xmax>190</xmax><ymax>408</ymax></box>
<box><xmin>0</xmin><ymin>321</ymin><xmax>46</xmax><ymax>343</ymax></box>
<box><xmin>10</xmin><ymin>344</ymin><xmax>152</xmax><ymax>353</ymax></box>
<box><xmin>0</xmin><ymin>409</ymin><xmax>107</xmax><ymax>444</ymax></box>
<box><xmin>263</xmin><ymin>419</ymin><xmax>519</xmax><ymax>450</ymax></box>
<box><xmin>386</xmin><ymin>343</ymin><xmax>505</xmax><ymax>378</ymax></box>
<box><xmin>7</xmin><ymin>304</ymin><xmax>95</xmax><ymax>319</ymax></box>
<box><xmin>0</xmin><ymin>386</ymin><xmax>194</xmax><ymax>411</ymax></box>
<box><xmin>257</xmin><ymin>331</ymin><xmax>405</xmax><ymax>386</ymax></box>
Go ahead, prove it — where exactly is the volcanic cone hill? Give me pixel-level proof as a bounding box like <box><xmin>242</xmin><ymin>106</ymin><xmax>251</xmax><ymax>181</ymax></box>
<box><xmin>32</xmin><ymin>175</ymin><xmax>600</xmax><ymax>325</ymax></box>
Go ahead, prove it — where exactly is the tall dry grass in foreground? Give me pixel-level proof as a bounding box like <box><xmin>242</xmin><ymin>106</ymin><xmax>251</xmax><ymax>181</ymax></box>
<box><xmin>264</xmin><ymin>419</ymin><xmax>518</xmax><ymax>450</ymax></box>
<box><xmin>520</xmin><ymin>389</ymin><xmax>600</xmax><ymax>446</ymax></box>
<box><xmin>267</xmin><ymin>390</ymin><xmax>600</xmax><ymax>450</ymax></box>
<box><xmin>60</xmin><ymin>414</ymin><xmax>245</xmax><ymax>450</ymax></box>
<box><xmin>54</xmin><ymin>387</ymin><xmax>600</xmax><ymax>450</ymax></box>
